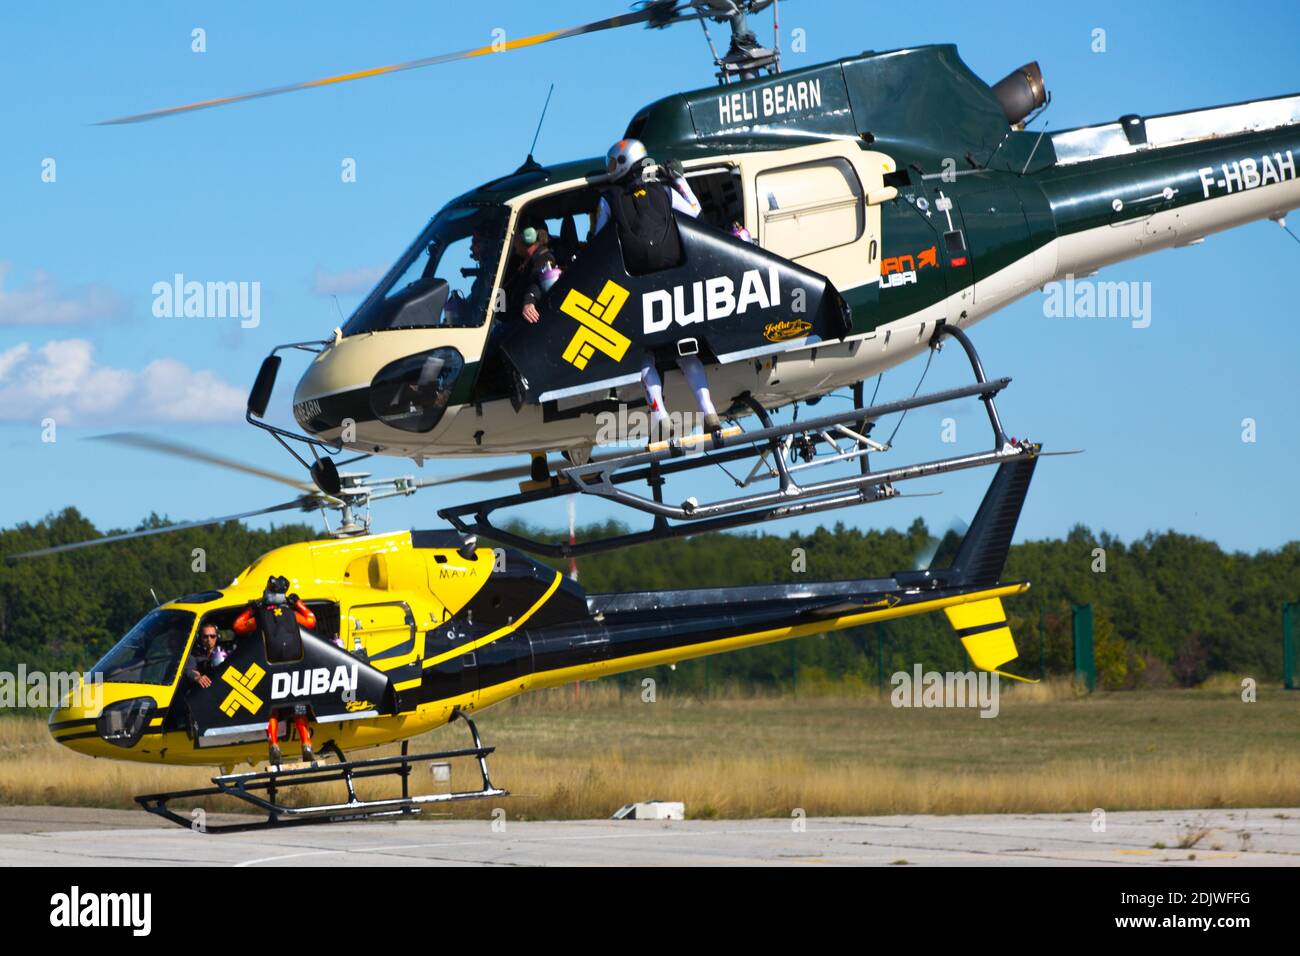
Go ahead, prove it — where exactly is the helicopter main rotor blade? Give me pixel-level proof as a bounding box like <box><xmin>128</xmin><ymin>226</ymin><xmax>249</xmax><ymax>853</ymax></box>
<box><xmin>407</xmin><ymin>448</ymin><xmax>634</xmax><ymax>489</ymax></box>
<box><xmin>410</xmin><ymin>461</ymin><xmax>543</xmax><ymax>488</ymax></box>
<box><xmin>8</xmin><ymin>498</ymin><xmax>321</xmax><ymax>561</ymax></box>
<box><xmin>97</xmin><ymin>6</ymin><xmax>702</xmax><ymax>125</ymax></box>
<box><xmin>93</xmin><ymin>432</ymin><xmax>319</xmax><ymax>496</ymax></box>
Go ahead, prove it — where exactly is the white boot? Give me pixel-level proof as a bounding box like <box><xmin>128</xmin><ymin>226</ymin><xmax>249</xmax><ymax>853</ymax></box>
<box><xmin>678</xmin><ymin>354</ymin><xmax>720</xmax><ymax>431</ymax></box>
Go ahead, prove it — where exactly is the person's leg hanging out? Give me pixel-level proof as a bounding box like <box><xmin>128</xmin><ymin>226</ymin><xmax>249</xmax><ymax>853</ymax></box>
<box><xmin>678</xmin><ymin>354</ymin><xmax>721</xmax><ymax>432</ymax></box>
<box><xmin>267</xmin><ymin>712</ymin><xmax>282</xmax><ymax>766</ymax></box>
<box><xmin>640</xmin><ymin>354</ymin><xmax>669</xmax><ymax>440</ymax></box>
<box><xmin>293</xmin><ymin>706</ymin><xmax>315</xmax><ymax>763</ymax></box>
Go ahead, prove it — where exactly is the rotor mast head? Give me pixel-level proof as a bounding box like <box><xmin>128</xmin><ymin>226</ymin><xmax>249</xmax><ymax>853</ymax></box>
<box><xmin>687</xmin><ymin>0</ymin><xmax>783</xmax><ymax>84</ymax></box>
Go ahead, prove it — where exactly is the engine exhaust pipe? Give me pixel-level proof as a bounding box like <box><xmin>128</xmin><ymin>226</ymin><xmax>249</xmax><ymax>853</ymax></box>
<box><xmin>992</xmin><ymin>61</ymin><xmax>1047</xmax><ymax>125</ymax></box>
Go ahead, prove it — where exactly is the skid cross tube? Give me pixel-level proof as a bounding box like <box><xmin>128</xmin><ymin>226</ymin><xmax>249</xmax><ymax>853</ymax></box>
<box><xmin>738</xmin><ymin>393</ymin><xmax>796</xmax><ymax>493</ymax></box>
<box><xmin>447</xmin><ymin>483</ymin><xmax>898</xmax><ymax>558</ymax></box>
<box><xmin>576</xmin><ymin>442</ymin><xmax>1034</xmax><ymax>522</ymax></box>
<box><xmin>136</xmin><ymin>713</ymin><xmax>505</xmax><ymax>834</ymax></box>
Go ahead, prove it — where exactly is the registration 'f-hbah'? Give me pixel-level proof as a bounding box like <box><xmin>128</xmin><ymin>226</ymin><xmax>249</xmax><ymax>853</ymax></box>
<box><xmin>49</xmin><ymin>457</ymin><xmax>1036</xmax><ymax>832</ymax></box>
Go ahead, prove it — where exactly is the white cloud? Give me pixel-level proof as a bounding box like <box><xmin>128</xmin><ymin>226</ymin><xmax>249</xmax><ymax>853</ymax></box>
<box><xmin>0</xmin><ymin>262</ymin><xmax>124</xmax><ymax>326</ymax></box>
<box><xmin>311</xmin><ymin>265</ymin><xmax>386</xmax><ymax>297</ymax></box>
<box><xmin>0</xmin><ymin>339</ymin><xmax>244</xmax><ymax>424</ymax></box>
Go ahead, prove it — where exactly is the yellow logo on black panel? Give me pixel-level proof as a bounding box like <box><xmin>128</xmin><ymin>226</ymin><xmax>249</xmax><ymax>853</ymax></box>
<box><xmin>218</xmin><ymin>663</ymin><xmax>266</xmax><ymax>717</ymax></box>
<box><xmin>763</xmin><ymin>319</ymin><xmax>812</xmax><ymax>343</ymax></box>
<box><xmin>560</xmin><ymin>280</ymin><xmax>632</xmax><ymax>370</ymax></box>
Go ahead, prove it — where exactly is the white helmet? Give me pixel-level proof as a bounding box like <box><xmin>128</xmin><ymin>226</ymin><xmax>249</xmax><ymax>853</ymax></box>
<box><xmin>606</xmin><ymin>138</ymin><xmax>649</xmax><ymax>181</ymax></box>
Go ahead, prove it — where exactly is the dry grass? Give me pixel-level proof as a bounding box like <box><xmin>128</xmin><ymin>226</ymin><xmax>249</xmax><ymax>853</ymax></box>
<box><xmin>5</xmin><ymin>682</ymin><xmax>1298</xmax><ymax>820</ymax></box>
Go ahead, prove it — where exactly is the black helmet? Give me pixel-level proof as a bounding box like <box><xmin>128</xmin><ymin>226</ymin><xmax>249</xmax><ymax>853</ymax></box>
<box><xmin>263</xmin><ymin>575</ymin><xmax>291</xmax><ymax>603</ymax></box>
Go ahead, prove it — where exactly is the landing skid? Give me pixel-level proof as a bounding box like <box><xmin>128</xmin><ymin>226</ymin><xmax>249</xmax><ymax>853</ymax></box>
<box><xmin>440</xmin><ymin>323</ymin><xmax>1041</xmax><ymax>558</ymax></box>
<box><xmin>136</xmin><ymin>712</ymin><xmax>505</xmax><ymax>834</ymax></box>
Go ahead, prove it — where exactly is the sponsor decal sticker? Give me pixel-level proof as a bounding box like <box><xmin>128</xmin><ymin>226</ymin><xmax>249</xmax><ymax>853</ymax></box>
<box><xmin>270</xmin><ymin>664</ymin><xmax>359</xmax><ymax>700</ymax></box>
<box><xmin>218</xmin><ymin>662</ymin><xmax>266</xmax><ymax>717</ymax></box>
<box><xmin>560</xmin><ymin>280</ymin><xmax>632</xmax><ymax>370</ymax></box>
<box><xmin>763</xmin><ymin>318</ymin><xmax>812</xmax><ymax>343</ymax></box>
<box><xmin>879</xmin><ymin>245</ymin><xmax>939</xmax><ymax>289</ymax></box>
<box><xmin>642</xmin><ymin>266</ymin><xmax>781</xmax><ymax>334</ymax></box>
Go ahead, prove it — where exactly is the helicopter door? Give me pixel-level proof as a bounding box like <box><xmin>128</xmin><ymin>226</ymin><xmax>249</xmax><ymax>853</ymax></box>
<box><xmin>951</xmin><ymin>186</ymin><xmax>1033</xmax><ymax>310</ymax></box>
<box><xmin>420</xmin><ymin>611</ymin><xmax>481</xmax><ymax>708</ymax></box>
<box><xmin>741</xmin><ymin>142</ymin><xmax>891</xmax><ymax>296</ymax></box>
<box><xmin>347</xmin><ymin>602</ymin><xmax>424</xmax><ymax>680</ymax></box>
<box><xmin>876</xmin><ymin>170</ymin><xmax>963</xmax><ymax>318</ymax></box>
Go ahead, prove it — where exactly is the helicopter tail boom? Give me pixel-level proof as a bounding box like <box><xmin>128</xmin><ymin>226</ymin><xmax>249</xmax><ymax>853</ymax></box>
<box><xmin>514</xmin><ymin>454</ymin><xmax>1040</xmax><ymax>697</ymax></box>
<box><xmin>1040</xmin><ymin>93</ymin><xmax>1300</xmax><ymax>279</ymax></box>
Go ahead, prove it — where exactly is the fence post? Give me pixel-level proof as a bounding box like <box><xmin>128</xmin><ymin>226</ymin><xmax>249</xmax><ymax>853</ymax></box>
<box><xmin>1072</xmin><ymin>604</ymin><xmax>1095</xmax><ymax>692</ymax></box>
<box><xmin>1285</xmin><ymin>602</ymin><xmax>1296</xmax><ymax>691</ymax></box>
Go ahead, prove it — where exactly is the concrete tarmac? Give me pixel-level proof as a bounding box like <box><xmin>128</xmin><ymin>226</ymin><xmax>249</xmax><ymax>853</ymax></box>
<box><xmin>0</xmin><ymin>806</ymin><xmax>1296</xmax><ymax>866</ymax></box>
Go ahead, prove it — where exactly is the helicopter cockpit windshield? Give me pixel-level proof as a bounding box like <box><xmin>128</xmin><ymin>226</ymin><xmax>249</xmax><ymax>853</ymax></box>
<box><xmin>342</xmin><ymin>204</ymin><xmax>509</xmax><ymax>336</ymax></box>
<box><xmin>90</xmin><ymin>608</ymin><xmax>196</xmax><ymax>686</ymax></box>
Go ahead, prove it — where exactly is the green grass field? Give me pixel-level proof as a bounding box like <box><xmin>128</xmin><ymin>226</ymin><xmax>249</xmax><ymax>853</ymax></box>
<box><xmin>3</xmin><ymin>680</ymin><xmax>1298</xmax><ymax>819</ymax></box>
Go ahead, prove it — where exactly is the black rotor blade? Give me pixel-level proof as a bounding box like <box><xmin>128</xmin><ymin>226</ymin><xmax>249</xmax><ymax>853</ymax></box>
<box><xmin>93</xmin><ymin>432</ymin><xmax>319</xmax><ymax>495</ymax></box>
<box><xmin>411</xmin><ymin>461</ymin><xmax>543</xmax><ymax>488</ymax></box>
<box><xmin>97</xmin><ymin>7</ymin><xmax>701</xmax><ymax>125</ymax></box>
<box><xmin>8</xmin><ymin>498</ymin><xmax>320</xmax><ymax>561</ymax></box>
<box><xmin>409</xmin><ymin>448</ymin><xmax>635</xmax><ymax>489</ymax></box>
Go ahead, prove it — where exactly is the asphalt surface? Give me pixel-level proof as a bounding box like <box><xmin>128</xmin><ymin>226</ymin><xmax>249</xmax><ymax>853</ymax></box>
<box><xmin>0</xmin><ymin>806</ymin><xmax>1296</xmax><ymax>866</ymax></box>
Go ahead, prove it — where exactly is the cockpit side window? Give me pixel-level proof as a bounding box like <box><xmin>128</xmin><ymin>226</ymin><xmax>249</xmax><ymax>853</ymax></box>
<box><xmin>342</xmin><ymin>205</ymin><xmax>510</xmax><ymax>336</ymax></box>
<box><xmin>91</xmin><ymin>609</ymin><xmax>196</xmax><ymax>686</ymax></box>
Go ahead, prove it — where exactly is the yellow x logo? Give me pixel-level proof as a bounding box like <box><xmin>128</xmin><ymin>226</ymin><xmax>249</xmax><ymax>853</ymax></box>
<box><xmin>218</xmin><ymin>662</ymin><xmax>265</xmax><ymax>717</ymax></box>
<box><xmin>560</xmin><ymin>280</ymin><xmax>631</xmax><ymax>370</ymax></box>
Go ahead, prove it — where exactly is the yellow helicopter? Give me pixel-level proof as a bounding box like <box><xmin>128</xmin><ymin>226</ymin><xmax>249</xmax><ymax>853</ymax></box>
<box><xmin>42</xmin><ymin>451</ymin><xmax>1038</xmax><ymax>832</ymax></box>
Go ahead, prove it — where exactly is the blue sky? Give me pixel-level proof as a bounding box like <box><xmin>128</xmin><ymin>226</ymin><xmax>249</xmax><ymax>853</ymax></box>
<box><xmin>2</xmin><ymin>0</ymin><xmax>1298</xmax><ymax>555</ymax></box>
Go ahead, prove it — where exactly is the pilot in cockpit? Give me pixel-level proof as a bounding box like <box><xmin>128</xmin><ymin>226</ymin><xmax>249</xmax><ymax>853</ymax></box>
<box><xmin>443</xmin><ymin>227</ymin><xmax>494</xmax><ymax>327</ymax></box>
<box><xmin>183</xmin><ymin>622</ymin><xmax>225</xmax><ymax>690</ymax></box>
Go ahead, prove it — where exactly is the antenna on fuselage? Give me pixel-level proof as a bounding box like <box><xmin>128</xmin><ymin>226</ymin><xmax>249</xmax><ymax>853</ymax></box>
<box><xmin>772</xmin><ymin>0</ymin><xmax>780</xmax><ymax>73</ymax></box>
<box><xmin>524</xmin><ymin>83</ymin><xmax>555</xmax><ymax>168</ymax></box>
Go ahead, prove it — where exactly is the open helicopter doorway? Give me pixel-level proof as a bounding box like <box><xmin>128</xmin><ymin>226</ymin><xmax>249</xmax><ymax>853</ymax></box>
<box><xmin>471</xmin><ymin>183</ymin><xmax>608</xmax><ymax>404</ymax></box>
<box><xmin>471</xmin><ymin>165</ymin><xmax>748</xmax><ymax>405</ymax></box>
